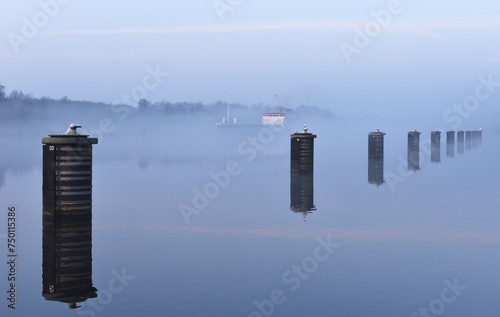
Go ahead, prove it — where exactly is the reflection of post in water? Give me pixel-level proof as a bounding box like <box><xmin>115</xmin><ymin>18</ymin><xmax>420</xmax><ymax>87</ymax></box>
<box><xmin>42</xmin><ymin>124</ymin><xmax>98</xmax><ymax>309</ymax></box>
<box><xmin>431</xmin><ymin>130</ymin><xmax>441</xmax><ymax>163</ymax></box>
<box><xmin>465</xmin><ymin>131</ymin><xmax>472</xmax><ymax>151</ymax></box>
<box><xmin>407</xmin><ymin>129</ymin><xmax>420</xmax><ymax>171</ymax></box>
<box><xmin>368</xmin><ymin>129</ymin><xmax>385</xmax><ymax>186</ymax></box>
<box><xmin>446</xmin><ymin>130</ymin><xmax>455</xmax><ymax>158</ymax></box>
<box><xmin>290</xmin><ymin>125</ymin><xmax>317</xmax><ymax>218</ymax></box>
<box><xmin>457</xmin><ymin>130</ymin><xmax>465</xmax><ymax>154</ymax></box>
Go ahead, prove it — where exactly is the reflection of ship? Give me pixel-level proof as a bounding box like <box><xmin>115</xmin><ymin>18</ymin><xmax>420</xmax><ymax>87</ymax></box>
<box><xmin>263</xmin><ymin>95</ymin><xmax>286</xmax><ymax>126</ymax></box>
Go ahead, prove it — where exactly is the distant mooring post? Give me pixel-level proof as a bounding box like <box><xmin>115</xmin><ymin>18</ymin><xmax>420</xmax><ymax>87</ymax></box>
<box><xmin>41</xmin><ymin>124</ymin><xmax>98</xmax><ymax>308</ymax></box>
<box><xmin>290</xmin><ymin>124</ymin><xmax>317</xmax><ymax>219</ymax></box>
<box><xmin>446</xmin><ymin>130</ymin><xmax>455</xmax><ymax>158</ymax></box>
<box><xmin>407</xmin><ymin>129</ymin><xmax>421</xmax><ymax>171</ymax></box>
<box><xmin>465</xmin><ymin>130</ymin><xmax>472</xmax><ymax>151</ymax></box>
<box><xmin>472</xmin><ymin>129</ymin><xmax>482</xmax><ymax>149</ymax></box>
<box><xmin>477</xmin><ymin>129</ymin><xmax>483</xmax><ymax>148</ymax></box>
<box><xmin>472</xmin><ymin>130</ymin><xmax>478</xmax><ymax>149</ymax></box>
<box><xmin>457</xmin><ymin>130</ymin><xmax>465</xmax><ymax>154</ymax></box>
<box><xmin>368</xmin><ymin>129</ymin><xmax>385</xmax><ymax>186</ymax></box>
<box><xmin>431</xmin><ymin>130</ymin><xmax>441</xmax><ymax>163</ymax></box>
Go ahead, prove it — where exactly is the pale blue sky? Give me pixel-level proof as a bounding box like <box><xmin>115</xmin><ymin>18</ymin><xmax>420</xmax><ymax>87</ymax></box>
<box><xmin>1</xmin><ymin>0</ymin><xmax>500</xmax><ymax>116</ymax></box>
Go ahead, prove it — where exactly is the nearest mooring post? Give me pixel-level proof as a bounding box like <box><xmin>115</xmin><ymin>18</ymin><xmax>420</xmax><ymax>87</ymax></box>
<box><xmin>457</xmin><ymin>130</ymin><xmax>465</xmax><ymax>154</ymax></box>
<box><xmin>368</xmin><ymin>129</ymin><xmax>385</xmax><ymax>186</ymax></box>
<box><xmin>431</xmin><ymin>130</ymin><xmax>441</xmax><ymax>163</ymax></box>
<box><xmin>41</xmin><ymin>124</ymin><xmax>98</xmax><ymax>308</ymax></box>
<box><xmin>407</xmin><ymin>129</ymin><xmax>421</xmax><ymax>171</ymax></box>
<box><xmin>290</xmin><ymin>125</ymin><xmax>317</xmax><ymax>219</ymax></box>
<box><xmin>446</xmin><ymin>130</ymin><xmax>455</xmax><ymax>158</ymax></box>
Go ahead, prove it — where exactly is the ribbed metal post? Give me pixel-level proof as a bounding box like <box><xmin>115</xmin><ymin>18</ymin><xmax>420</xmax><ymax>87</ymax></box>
<box><xmin>42</xmin><ymin>124</ymin><xmax>98</xmax><ymax>213</ymax></box>
<box><xmin>465</xmin><ymin>131</ymin><xmax>472</xmax><ymax>151</ymax></box>
<box><xmin>457</xmin><ymin>130</ymin><xmax>465</xmax><ymax>154</ymax></box>
<box><xmin>368</xmin><ymin>129</ymin><xmax>385</xmax><ymax>186</ymax></box>
<box><xmin>290</xmin><ymin>125</ymin><xmax>317</xmax><ymax>218</ymax></box>
<box><xmin>41</xmin><ymin>124</ymin><xmax>98</xmax><ymax>309</ymax></box>
<box><xmin>477</xmin><ymin>129</ymin><xmax>483</xmax><ymax>148</ymax></box>
<box><xmin>472</xmin><ymin>130</ymin><xmax>481</xmax><ymax>149</ymax></box>
<box><xmin>446</xmin><ymin>130</ymin><xmax>455</xmax><ymax>158</ymax></box>
<box><xmin>407</xmin><ymin>130</ymin><xmax>421</xmax><ymax>171</ymax></box>
<box><xmin>431</xmin><ymin>130</ymin><xmax>441</xmax><ymax>163</ymax></box>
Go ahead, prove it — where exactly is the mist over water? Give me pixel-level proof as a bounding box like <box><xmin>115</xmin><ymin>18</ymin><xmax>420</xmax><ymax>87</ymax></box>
<box><xmin>1</xmin><ymin>107</ymin><xmax>500</xmax><ymax>316</ymax></box>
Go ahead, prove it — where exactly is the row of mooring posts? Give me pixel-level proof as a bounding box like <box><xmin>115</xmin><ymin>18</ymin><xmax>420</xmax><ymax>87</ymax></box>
<box><xmin>367</xmin><ymin>128</ymin><xmax>483</xmax><ymax>186</ymax></box>
<box><xmin>41</xmin><ymin>122</ymin><xmax>322</xmax><ymax>308</ymax></box>
<box><xmin>41</xmin><ymin>124</ymin><xmax>98</xmax><ymax>309</ymax></box>
<box><xmin>447</xmin><ymin>129</ymin><xmax>482</xmax><ymax>157</ymax></box>
<box><xmin>446</xmin><ymin>129</ymin><xmax>483</xmax><ymax>157</ymax></box>
<box><xmin>41</xmin><ymin>123</ymin><xmax>319</xmax><ymax>307</ymax></box>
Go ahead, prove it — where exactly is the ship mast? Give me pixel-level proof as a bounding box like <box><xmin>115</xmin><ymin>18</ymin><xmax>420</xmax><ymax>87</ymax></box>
<box><xmin>225</xmin><ymin>95</ymin><xmax>231</xmax><ymax>124</ymax></box>
<box><xmin>273</xmin><ymin>94</ymin><xmax>281</xmax><ymax>113</ymax></box>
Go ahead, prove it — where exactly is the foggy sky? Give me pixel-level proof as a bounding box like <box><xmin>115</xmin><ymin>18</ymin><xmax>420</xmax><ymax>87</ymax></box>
<box><xmin>1</xmin><ymin>0</ymin><xmax>500</xmax><ymax>117</ymax></box>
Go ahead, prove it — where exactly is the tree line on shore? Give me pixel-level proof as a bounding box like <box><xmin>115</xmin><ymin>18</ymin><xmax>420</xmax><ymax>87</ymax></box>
<box><xmin>0</xmin><ymin>82</ymin><xmax>334</xmax><ymax>122</ymax></box>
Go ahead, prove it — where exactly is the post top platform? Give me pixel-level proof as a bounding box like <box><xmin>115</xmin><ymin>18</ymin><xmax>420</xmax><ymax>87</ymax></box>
<box><xmin>41</xmin><ymin>124</ymin><xmax>98</xmax><ymax>145</ymax></box>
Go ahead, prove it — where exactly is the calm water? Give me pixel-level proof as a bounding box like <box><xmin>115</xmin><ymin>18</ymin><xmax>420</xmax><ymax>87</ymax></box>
<box><xmin>1</xmin><ymin>117</ymin><xmax>500</xmax><ymax>317</ymax></box>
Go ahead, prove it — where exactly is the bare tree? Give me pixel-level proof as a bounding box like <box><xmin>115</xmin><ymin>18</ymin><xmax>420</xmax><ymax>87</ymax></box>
<box><xmin>138</xmin><ymin>98</ymin><xmax>151</xmax><ymax>112</ymax></box>
<box><xmin>0</xmin><ymin>82</ymin><xmax>5</xmax><ymax>100</ymax></box>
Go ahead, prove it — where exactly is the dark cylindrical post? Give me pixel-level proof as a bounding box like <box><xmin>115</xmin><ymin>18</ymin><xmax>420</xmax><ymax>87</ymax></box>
<box><xmin>368</xmin><ymin>129</ymin><xmax>385</xmax><ymax>186</ymax></box>
<box><xmin>472</xmin><ymin>130</ymin><xmax>482</xmax><ymax>149</ymax></box>
<box><xmin>446</xmin><ymin>130</ymin><xmax>455</xmax><ymax>158</ymax></box>
<box><xmin>290</xmin><ymin>125</ymin><xmax>317</xmax><ymax>218</ymax></box>
<box><xmin>477</xmin><ymin>129</ymin><xmax>483</xmax><ymax>148</ymax></box>
<box><xmin>465</xmin><ymin>130</ymin><xmax>472</xmax><ymax>151</ymax></box>
<box><xmin>41</xmin><ymin>124</ymin><xmax>98</xmax><ymax>308</ymax></box>
<box><xmin>407</xmin><ymin>129</ymin><xmax>421</xmax><ymax>171</ymax></box>
<box><xmin>457</xmin><ymin>130</ymin><xmax>465</xmax><ymax>154</ymax></box>
<box><xmin>431</xmin><ymin>130</ymin><xmax>441</xmax><ymax>163</ymax></box>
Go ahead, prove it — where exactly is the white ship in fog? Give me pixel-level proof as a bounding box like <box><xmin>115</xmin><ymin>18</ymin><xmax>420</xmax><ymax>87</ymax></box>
<box><xmin>217</xmin><ymin>94</ymin><xmax>286</xmax><ymax>126</ymax></box>
<box><xmin>262</xmin><ymin>94</ymin><xmax>286</xmax><ymax>126</ymax></box>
